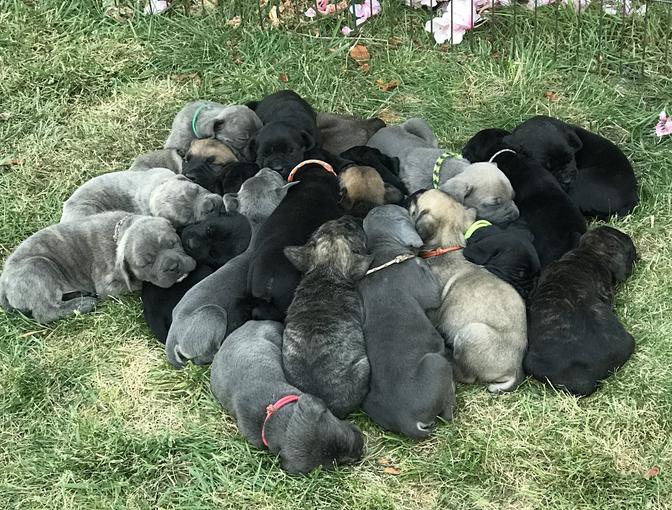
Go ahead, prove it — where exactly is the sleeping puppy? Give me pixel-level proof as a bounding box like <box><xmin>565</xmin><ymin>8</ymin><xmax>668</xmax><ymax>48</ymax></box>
<box><xmin>180</xmin><ymin>211</ymin><xmax>252</xmax><ymax>269</ymax></box>
<box><xmin>128</xmin><ymin>148</ymin><xmax>183</xmax><ymax>173</ymax></box>
<box><xmin>505</xmin><ymin>116</ymin><xmax>638</xmax><ymax>218</ymax></box>
<box><xmin>360</xmin><ymin>205</ymin><xmax>455</xmax><ymax>438</ymax></box>
<box><xmin>283</xmin><ymin>216</ymin><xmax>372</xmax><ymax>418</ymax></box>
<box><xmin>339</xmin><ymin>164</ymin><xmax>385</xmax><ymax>217</ymax></box>
<box><xmin>142</xmin><ymin>265</ymin><xmax>214</xmax><ymax>344</ymax></box>
<box><xmin>164</xmin><ymin>100</ymin><xmax>262</xmax><ymax>159</ymax></box>
<box><xmin>462</xmin><ymin>130</ymin><xmax>587</xmax><ymax>266</ymax></box>
<box><xmin>181</xmin><ymin>138</ymin><xmax>238</xmax><ymax>194</ymax></box>
<box><xmin>246</xmin><ymin>90</ymin><xmax>320</xmax><ymax>174</ymax></box>
<box><xmin>463</xmin><ymin>221</ymin><xmax>541</xmax><ymax>299</ymax></box>
<box><xmin>408</xmin><ymin>190</ymin><xmax>527</xmax><ymax>393</ymax></box>
<box><xmin>219</xmin><ymin>162</ymin><xmax>261</xmax><ymax>195</ymax></box>
<box><xmin>61</xmin><ymin>168</ymin><xmax>223</xmax><ymax>228</ymax></box>
<box><xmin>165</xmin><ymin>169</ymin><xmax>295</xmax><ymax>368</ymax></box>
<box><xmin>0</xmin><ymin>212</ymin><xmax>196</xmax><ymax>324</ymax></box>
<box><xmin>247</xmin><ymin>159</ymin><xmax>343</xmax><ymax>321</ymax></box>
<box><xmin>340</xmin><ymin>146</ymin><xmax>408</xmax><ymax>203</ymax></box>
<box><xmin>525</xmin><ymin>227</ymin><xmax>637</xmax><ymax>396</ymax></box>
<box><xmin>317</xmin><ymin>112</ymin><xmax>385</xmax><ymax>154</ymax></box>
<box><xmin>210</xmin><ymin>321</ymin><xmax>365</xmax><ymax>474</ymax></box>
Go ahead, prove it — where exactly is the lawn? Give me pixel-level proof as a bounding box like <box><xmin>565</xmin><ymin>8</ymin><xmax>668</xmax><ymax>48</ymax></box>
<box><xmin>1</xmin><ymin>1</ymin><xmax>671</xmax><ymax>508</ymax></box>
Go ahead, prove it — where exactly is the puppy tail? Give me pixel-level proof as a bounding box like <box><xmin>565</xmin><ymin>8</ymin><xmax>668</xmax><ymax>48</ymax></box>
<box><xmin>487</xmin><ymin>364</ymin><xmax>524</xmax><ymax>394</ymax></box>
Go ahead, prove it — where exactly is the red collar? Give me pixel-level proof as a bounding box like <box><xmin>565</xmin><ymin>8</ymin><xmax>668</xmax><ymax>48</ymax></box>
<box><xmin>261</xmin><ymin>394</ymin><xmax>300</xmax><ymax>448</ymax></box>
<box><xmin>419</xmin><ymin>245</ymin><xmax>464</xmax><ymax>259</ymax></box>
<box><xmin>287</xmin><ymin>159</ymin><xmax>337</xmax><ymax>182</ymax></box>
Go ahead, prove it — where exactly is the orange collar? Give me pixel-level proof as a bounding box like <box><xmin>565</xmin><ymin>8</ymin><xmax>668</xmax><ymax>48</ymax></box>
<box><xmin>287</xmin><ymin>159</ymin><xmax>337</xmax><ymax>182</ymax></box>
<box><xmin>420</xmin><ymin>245</ymin><xmax>464</xmax><ymax>259</ymax></box>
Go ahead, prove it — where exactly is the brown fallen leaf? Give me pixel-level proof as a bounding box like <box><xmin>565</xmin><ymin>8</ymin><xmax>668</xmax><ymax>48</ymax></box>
<box><xmin>644</xmin><ymin>466</ymin><xmax>661</xmax><ymax>480</ymax></box>
<box><xmin>278</xmin><ymin>73</ymin><xmax>289</xmax><ymax>82</ymax></box>
<box><xmin>376</xmin><ymin>79</ymin><xmax>399</xmax><ymax>92</ymax></box>
<box><xmin>359</xmin><ymin>63</ymin><xmax>370</xmax><ymax>74</ymax></box>
<box><xmin>388</xmin><ymin>36</ymin><xmax>403</xmax><ymax>48</ymax></box>
<box><xmin>544</xmin><ymin>91</ymin><xmax>560</xmax><ymax>102</ymax></box>
<box><xmin>226</xmin><ymin>15</ymin><xmax>242</xmax><ymax>28</ymax></box>
<box><xmin>172</xmin><ymin>72</ymin><xmax>200</xmax><ymax>83</ymax></box>
<box><xmin>376</xmin><ymin>457</ymin><xmax>393</xmax><ymax>466</ymax></box>
<box><xmin>349</xmin><ymin>44</ymin><xmax>370</xmax><ymax>64</ymax></box>
<box><xmin>0</xmin><ymin>159</ymin><xmax>24</xmax><ymax>167</ymax></box>
<box><xmin>383</xmin><ymin>466</ymin><xmax>401</xmax><ymax>475</ymax></box>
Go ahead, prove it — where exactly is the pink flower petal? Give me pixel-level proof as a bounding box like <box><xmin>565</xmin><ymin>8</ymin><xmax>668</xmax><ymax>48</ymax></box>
<box><xmin>305</xmin><ymin>7</ymin><xmax>317</xmax><ymax>17</ymax></box>
<box><xmin>341</xmin><ymin>26</ymin><xmax>353</xmax><ymax>36</ymax></box>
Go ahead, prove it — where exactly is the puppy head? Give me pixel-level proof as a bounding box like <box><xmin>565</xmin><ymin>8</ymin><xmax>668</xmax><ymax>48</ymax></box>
<box><xmin>150</xmin><ymin>176</ymin><xmax>223</xmax><ymax>228</ymax></box>
<box><xmin>363</xmin><ymin>204</ymin><xmax>424</xmax><ymax>250</ymax></box>
<box><xmin>441</xmin><ymin>163</ymin><xmax>519</xmax><ymax>224</ymax></box>
<box><xmin>339</xmin><ymin>165</ymin><xmax>385</xmax><ymax>218</ymax></box>
<box><xmin>212</xmin><ymin>105</ymin><xmax>263</xmax><ymax>152</ymax></box>
<box><xmin>407</xmin><ymin>189</ymin><xmax>476</xmax><ymax>247</ymax></box>
<box><xmin>180</xmin><ymin>211</ymin><xmax>252</xmax><ymax>268</ymax></box>
<box><xmin>248</xmin><ymin>123</ymin><xmax>316</xmax><ymax>174</ymax></box>
<box><xmin>462</xmin><ymin>128</ymin><xmax>511</xmax><ymax>163</ymax></box>
<box><xmin>284</xmin><ymin>216</ymin><xmax>372</xmax><ymax>280</ymax></box>
<box><xmin>116</xmin><ymin>216</ymin><xmax>196</xmax><ymax>289</ymax></box>
<box><xmin>182</xmin><ymin>139</ymin><xmax>238</xmax><ymax>194</ymax></box>
<box><xmin>280</xmin><ymin>394</ymin><xmax>365</xmax><ymax>475</ymax></box>
<box><xmin>220</xmin><ymin>162</ymin><xmax>261</xmax><ymax>195</ymax></box>
<box><xmin>223</xmin><ymin>168</ymin><xmax>295</xmax><ymax>222</ymax></box>
<box><xmin>579</xmin><ymin>226</ymin><xmax>637</xmax><ymax>282</ymax></box>
<box><xmin>505</xmin><ymin>118</ymin><xmax>581</xmax><ymax>187</ymax></box>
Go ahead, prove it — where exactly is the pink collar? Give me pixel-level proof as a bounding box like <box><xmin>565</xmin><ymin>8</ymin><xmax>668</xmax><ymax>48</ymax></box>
<box><xmin>261</xmin><ymin>394</ymin><xmax>300</xmax><ymax>448</ymax></box>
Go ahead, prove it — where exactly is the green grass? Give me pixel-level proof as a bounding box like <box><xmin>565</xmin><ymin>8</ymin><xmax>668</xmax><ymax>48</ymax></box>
<box><xmin>1</xmin><ymin>1</ymin><xmax>672</xmax><ymax>508</ymax></box>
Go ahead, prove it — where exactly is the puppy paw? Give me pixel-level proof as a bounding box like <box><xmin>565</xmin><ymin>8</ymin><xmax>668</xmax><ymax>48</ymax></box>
<box><xmin>75</xmin><ymin>296</ymin><xmax>98</xmax><ymax>314</ymax></box>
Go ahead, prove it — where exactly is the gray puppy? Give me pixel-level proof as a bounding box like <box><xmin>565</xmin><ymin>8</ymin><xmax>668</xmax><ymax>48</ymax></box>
<box><xmin>317</xmin><ymin>112</ymin><xmax>385</xmax><ymax>154</ymax></box>
<box><xmin>360</xmin><ymin>205</ymin><xmax>455</xmax><ymax>438</ymax></box>
<box><xmin>165</xmin><ymin>169</ymin><xmax>295</xmax><ymax>367</ymax></box>
<box><xmin>61</xmin><ymin>168</ymin><xmax>222</xmax><ymax>228</ymax></box>
<box><xmin>282</xmin><ymin>216</ymin><xmax>373</xmax><ymax>418</ymax></box>
<box><xmin>128</xmin><ymin>148</ymin><xmax>183</xmax><ymax>173</ymax></box>
<box><xmin>0</xmin><ymin>212</ymin><xmax>196</xmax><ymax>324</ymax></box>
<box><xmin>368</xmin><ymin>118</ymin><xmax>518</xmax><ymax>223</ymax></box>
<box><xmin>408</xmin><ymin>190</ymin><xmax>527</xmax><ymax>393</ymax></box>
<box><xmin>210</xmin><ymin>320</ymin><xmax>365</xmax><ymax>475</ymax></box>
<box><xmin>164</xmin><ymin>100</ymin><xmax>262</xmax><ymax>159</ymax></box>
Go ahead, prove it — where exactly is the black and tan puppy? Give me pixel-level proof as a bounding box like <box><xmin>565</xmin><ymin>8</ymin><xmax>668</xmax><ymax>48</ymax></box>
<box><xmin>142</xmin><ymin>265</ymin><xmax>214</xmax><ymax>344</ymax></box>
<box><xmin>246</xmin><ymin>90</ymin><xmax>320</xmax><ymax>174</ymax></box>
<box><xmin>247</xmin><ymin>159</ymin><xmax>343</xmax><ymax>320</ymax></box>
<box><xmin>524</xmin><ymin>227</ymin><xmax>637</xmax><ymax>396</ymax></box>
<box><xmin>462</xmin><ymin>130</ymin><xmax>586</xmax><ymax>266</ymax></box>
<box><xmin>317</xmin><ymin>112</ymin><xmax>385</xmax><ymax>154</ymax></box>
<box><xmin>463</xmin><ymin>221</ymin><xmax>541</xmax><ymax>299</ymax></box>
<box><xmin>340</xmin><ymin>145</ymin><xmax>408</xmax><ymax>203</ymax></box>
<box><xmin>283</xmin><ymin>216</ymin><xmax>372</xmax><ymax>419</ymax></box>
<box><xmin>180</xmin><ymin>211</ymin><xmax>252</xmax><ymax>269</ymax></box>
<box><xmin>181</xmin><ymin>138</ymin><xmax>238</xmax><ymax>195</ymax></box>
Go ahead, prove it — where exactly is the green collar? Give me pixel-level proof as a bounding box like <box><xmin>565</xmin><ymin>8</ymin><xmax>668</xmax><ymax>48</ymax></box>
<box><xmin>191</xmin><ymin>104</ymin><xmax>212</xmax><ymax>139</ymax></box>
<box><xmin>464</xmin><ymin>220</ymin><xmax>492</xmax><ymax>240</ymax></box>
<box><xmin>432</xmin><ymin>151</ymin><xmax>463</xmax><ymax>189</ymax></box>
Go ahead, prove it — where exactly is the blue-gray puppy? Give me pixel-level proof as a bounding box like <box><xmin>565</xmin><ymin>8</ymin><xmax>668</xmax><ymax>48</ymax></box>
<box><xmin>0</xmin><ymin>212</ymin><xmax>196</xmax><ymax>324</ymax></box>
<box><xmin>360</xmin><ymin>205</ymin><xmax>455</xmax><ymax>438</ymax></box>
<box><xmin>164</xmin><ymin>100</ymin><xmax>262</xmax><ymax>159</ymax></box>
<box><xmin>128</xmin><ymin>148</ymin><xmax>183</xmax><ymax>173</ymax></box>
<box><xmin>61</xmin><ymin>168</ymin><xmax>222</xmax><ymax>228</ymax></box>
<box><xmin>210</xmin><ymin>320</ymin><xmax>365</xmax><ymax>475</ymax></box>
<box><xmin>165</xmin><ymin>169</ymin><xmax>295</xmax><ymax>367</ymax></box>
<box><xmin>368</xmin><ymin>118</ymin><xmax>518</xmax><ymax>223</ymax></box>
<box><xmin>282</xmin><ymin>216</ymin><xmax>373</xmax><ymax>418</ymax></box>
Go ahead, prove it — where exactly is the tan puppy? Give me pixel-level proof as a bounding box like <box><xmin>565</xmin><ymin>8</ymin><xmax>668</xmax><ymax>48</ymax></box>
<box><xmin>181</xmin><ymin>139</ymin><xmax>239</xmax><ymax>195</ymax></box>
<box><xmin>339</xmin><ymin>165</ymin><xmax>385</xmax><ymax>218</ymax></box>
<box><xmin>408</xmin><ymin>189</ymin><xmax>527</xmax><ymax>393</ymax></box>
<box><xmin>185</xmin><ymin>138</ymin><xmax>238</xmax><ymax>166</ymax></box>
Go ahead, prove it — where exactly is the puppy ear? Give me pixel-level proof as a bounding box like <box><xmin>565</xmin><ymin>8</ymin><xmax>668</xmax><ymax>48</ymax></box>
<box><xmin>276</xmin><ymin>181</ymin><xmax>299</xmax><ymax>200</ymax></box>
<box><xmin>414</xmin><ymin>212</ymin><xmax>437</xmax><ymax>243</ymax></box>
<box><xmin>245</xmin><ymin>136</ymin><xmax>257</xmax><ymax>161</ymax></box>
<box><xmin>441</xmin><ymin>178</ymin><xmax>473</xmax><ymax>203</ymax></box>
<box><xmin>349</xmin><ymin>253</ymin><xmax>374</xmax><ymax>280</ymax></box>
<box><xmin>283</xmin><ymin>245</ymin><xmax>313</xmax><ymax>272</ymax></box>
<box><xmin>300</xmin><ymin>131</ymin><xmax>316</xmax><ymax>151</ymax></box>
<box><xmin>114</xmin><ymin>231</ymin><xmax>135</xmax><ymax>292</ymax></box>
<box><xmin>383</xmin><ymin>184</ymin><xmax>404</xmax><ymax>205</ymax></box>
<box><xmin>340</xmin><ymin>187</ymin><xmax>353</xmax><ymax>210</ymax></box>
<box><xmin>566</xmin><ymin>129</ymin><xmax>583</xmax><ymax>152</ymax></box>
<box><xmin>223</xmin><ymin>192</ymin><xmax>239</xmax><ymax>213</ymax></box>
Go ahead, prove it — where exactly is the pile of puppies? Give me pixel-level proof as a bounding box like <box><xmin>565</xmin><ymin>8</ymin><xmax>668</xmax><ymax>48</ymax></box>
<box><xmin>0</xmin><ymin>89</ymin><xmax>640</xmax><ymax>474</ymax></box>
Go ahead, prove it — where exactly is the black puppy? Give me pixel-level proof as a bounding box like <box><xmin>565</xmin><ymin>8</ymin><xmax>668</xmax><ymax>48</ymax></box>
<box><xmin>463</xmin><ymin>221</ymin><xmax>541</xmax><ymax>299</ymax></box>
<box><xmin>340</xmin><ymin>145</ymin><xmax>408</xmax><ymax>202</ymax></box>
<box><xmin>141</xmin><ymin>265</ymin><xmax>214</xmax><ymax>343</ymax></box>
<box><xmin>462</xmin><ymin>130</ymin><xmax>586</xmax><ymax>266</ymax></box>
<box><xmin>524</xmin><ymin>227</ymin><xmax>637</xmax><ymax>396</ymax></box>
<box><xmin>246</xmin><ymin>90</ymin><xmax>320</xmax><ymax>174</ymax></box>
<box><xmin>500</xmin><ymin>117</ymin><xmax>638</xmax><ymax>219</ymax></box>
<box><xmin>180</xmin><ymin>211</ymin><xmax>252</xmax><ymax>269</ymax></box>
<box><xmin>247</xmin><ymin>160</ymin><xmax>343</xmax><ymax>320</ymax></box>
<box><xmin>219</xmin><ymin>162</ymin><xmax>261</xmax><ymax>194</ymax></box>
